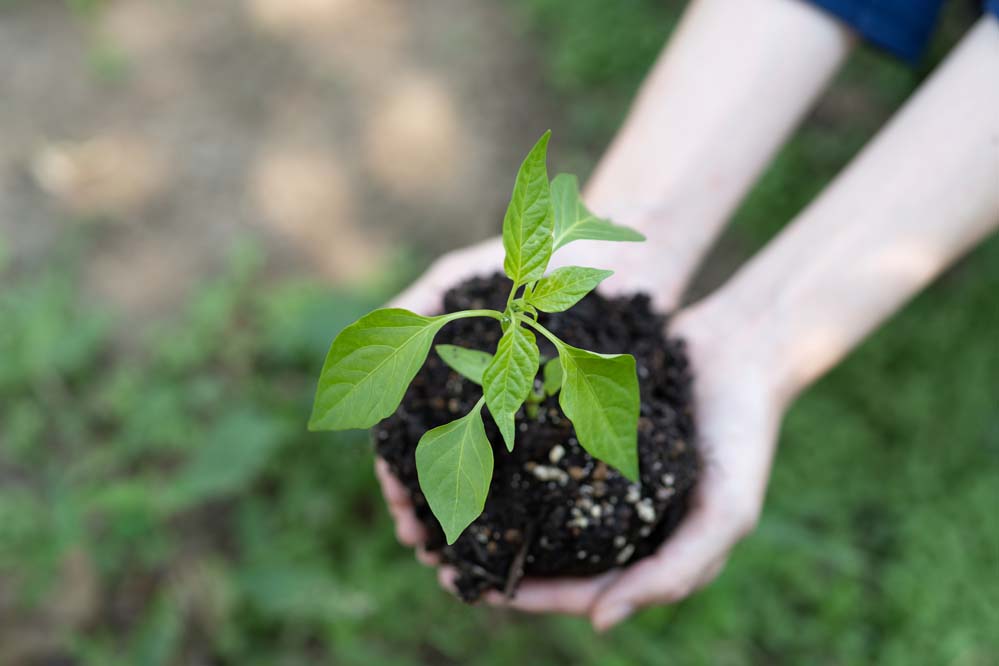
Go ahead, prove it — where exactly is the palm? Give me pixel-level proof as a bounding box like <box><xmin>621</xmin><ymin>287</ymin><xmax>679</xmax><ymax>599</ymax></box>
<box><xmin>473</xmin><ymin>307</ymin><xmax>780</xmax><ymax>628</ymax></box>
<box><xmin>377</xmin><ymin>242</ymin><xmax>782</xmax><ymax>631</ymax></box>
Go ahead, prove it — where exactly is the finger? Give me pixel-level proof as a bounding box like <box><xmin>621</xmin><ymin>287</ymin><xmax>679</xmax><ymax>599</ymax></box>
<box><xmin>590</xmin><ymin>506</ymin><xmax>735</xmax><ymax>631</ymax></box>
<box><xmin>389</xmin><ymin>503</ymin><xmax>426</xmax><ymax>546</ymax></box>
<box><xmin>388</xmin><ymin>237</ymin><xmax>504</xmax><ymax>313</ymax></box>
<box><xmin>437</xmin><ymin>566</ymin><xmax>459</xmax><ymax>594</ymax></box>
<box><xmin>375</xmin><ymin>458</ymin><xmax>411</xmax><ymax>506</ymax></box>
<box><xmin>416</xmin><ymin>546</ymin><xmax>440</xmax><ymax>566</ymax></box>
<box><xmin>374</xmin><ymin>458</ymin><xmax>426</xmax><ymax>546</ymax></box>
<box><xmin>484</xmin><ymin>571</ymin><xmax>619</xmax><ymax>615</ymax></box>
<box><xmin>388</xmin><ymin>276</ymin><xmax>446</xmax><ymax>314</ymax></box>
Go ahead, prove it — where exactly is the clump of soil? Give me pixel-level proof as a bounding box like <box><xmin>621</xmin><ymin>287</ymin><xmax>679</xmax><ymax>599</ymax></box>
<box><xmin>375</xmin><ymin>273</ymin><xmax>698</xmax><ymax>602</ymax></box>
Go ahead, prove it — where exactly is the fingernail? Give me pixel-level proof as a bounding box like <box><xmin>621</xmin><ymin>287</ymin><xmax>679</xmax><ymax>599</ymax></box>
<box><xmin>594</xmin><ymin>603</ymin><xmax>633</xmax><ymax>632</ymax></box>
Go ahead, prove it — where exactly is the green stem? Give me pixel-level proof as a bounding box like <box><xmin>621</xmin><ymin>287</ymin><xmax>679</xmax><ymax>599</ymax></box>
<box><xmin>517</xmin><ymin>314</ymin><xmax>565</xmax><ymax>350</ymax></box>
<box><xmin>443</xmin><ymin>309</ymin><xmax>505</xmax><ymax>323</ymax></box>
<box><xmin>505</xmin><ymin>282</ymin><xmax>519</xmax><ymax>314</ymax></box>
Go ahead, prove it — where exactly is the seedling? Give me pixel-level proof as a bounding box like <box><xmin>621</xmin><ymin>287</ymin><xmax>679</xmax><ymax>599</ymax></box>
<box><xmin>309</xmin><ymin>132</ymin><xmax>646</xmax><ymax>543</ymax></box>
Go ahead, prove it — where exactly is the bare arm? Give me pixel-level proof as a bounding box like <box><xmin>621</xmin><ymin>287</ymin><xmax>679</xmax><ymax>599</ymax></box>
<box><xmin>394</xmin><ymin>0</ymin><xmax>854</xmax><ymax>315</ymax></box>
<box><xmin>568</xmin><ymin>0</ymin><xmax>855</xmax><ymax>308</ymax></box>
<box><xmin>693</xmin><ymin>13</ymin><xmax>999</xmax><ymax>406</ymax></box>
<box><xmin>387</xmin><ymin>0</ymin><xmax>853</xmax><ymax>553</ymax></box>
<box><xmin>582</xmin><ymin>14</ymin><xmax>999</xmax><ymax>630</ymax></box>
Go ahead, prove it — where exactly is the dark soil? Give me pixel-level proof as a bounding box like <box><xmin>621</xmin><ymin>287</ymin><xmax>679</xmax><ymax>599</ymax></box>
<box><xmin>374</xmin><ymin>273</ymin><xmax>698</xmax><ymax>602</ymax></box>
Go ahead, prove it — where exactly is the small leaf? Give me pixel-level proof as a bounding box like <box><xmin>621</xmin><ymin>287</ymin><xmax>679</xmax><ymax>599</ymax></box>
<box><xmin>527</xmin><ymin>266</ymin><xmax>613</xmax><ymax>312</ymax></box>
<box><xmin>416</xmin><ymin>401</ymin><xmax>494</xmax><ymax>544</ymax></box>
<box><xmin>309</xmin><ymin>308</ymin><xmax>452</xmax><ymax>431</ymax></box>
<box><xmin>557</xmin><ymin>344</ymin><xmax>640</xmax><ymax>481</ymax></box>
<box><xmin>542</xmin><ymin>357</ymin><xmax>563</xmax><ymax>397</ymax></box>
<box><xmin>435</xmin><ymin>344</ymin><xmax>494</xmax><ymax>385</ymax></box>
<box><xmin>482</xmin><ymin>323</ymin><xmax>540</xmax><ymax>451</ymax></box>
<box><xmin>502</xmin><ymin>132</ymin><xmax>554</xmax><ymax>285</ymax></box>
<box><xmin>551</xmin><ymin>174</ymin><xmax>645</xmax><ymax>250</ymax></box>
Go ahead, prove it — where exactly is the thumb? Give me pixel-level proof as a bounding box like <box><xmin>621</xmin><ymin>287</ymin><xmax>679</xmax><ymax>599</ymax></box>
<box><xmin>590</xmin><ymin>504</ymin><xmax>732</xmax><ymax>630</ymax></box>
<box><xmin>387</xmin><ymin>237</ymin><xmax>505</xmax><ymax>314</ymax></box>
<box><xmin>388</xmin><ymin>275</ymin><xmax>447</xmax><ymax>314</ymax></box>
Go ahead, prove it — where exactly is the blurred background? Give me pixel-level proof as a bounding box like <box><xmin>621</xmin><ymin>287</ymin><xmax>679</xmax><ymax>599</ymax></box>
<box><xmin>1</xmin><ymin>1</ymin><xmax>997</xmax><ymax>664</ymax></box>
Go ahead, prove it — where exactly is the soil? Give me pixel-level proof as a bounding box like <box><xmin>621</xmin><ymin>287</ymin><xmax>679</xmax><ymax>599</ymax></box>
<box><xmin>375</xmin><ymin>273</ymin><xmax>699</xmax><ymax>602</ymax></box>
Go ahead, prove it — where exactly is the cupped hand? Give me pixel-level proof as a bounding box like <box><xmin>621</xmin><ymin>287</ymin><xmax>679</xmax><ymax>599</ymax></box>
<box><xmin>480</xmin><ymin>300</ymin><xmax>785</xmax><ymax>630</ymax></box>
<box><xmin>372</xmin><ymin>234</ymin><xmax>769</xmax><ymax>628</ymax></box>
<box><xmin>374</xmin><ymin>229</ymin><xmax>682</xmax><ymax>557</ymax></box>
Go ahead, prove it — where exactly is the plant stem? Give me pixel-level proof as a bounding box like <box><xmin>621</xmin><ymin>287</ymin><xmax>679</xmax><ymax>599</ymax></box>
<box><xmin>505</xmin><ymin>282</ymin><xmax>519</xmax><ymax>314</ymax></box>
<box><xmin>443</xmin><ymin>309</ymin><xmax>505</xmax><ymax>323</ymax></box>
<box><xmin>517</xmin><ymin>314</ymin><xmax>565</xmax><ymax>350</ymax></box>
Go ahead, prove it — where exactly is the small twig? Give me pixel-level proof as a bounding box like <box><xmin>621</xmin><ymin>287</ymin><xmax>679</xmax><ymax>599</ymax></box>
<box><xmin>464</xmin><ymin>562</ymin><xmax>506</xmax><ymax>586</ymax></box>
<box><xmin>503</xmin><ymin>522</ymin><xmax>536</xmax><ymax>598</ymax></box>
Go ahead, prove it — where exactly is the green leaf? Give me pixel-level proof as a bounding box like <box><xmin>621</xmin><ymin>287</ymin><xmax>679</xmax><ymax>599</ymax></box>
<box><xmin>527</xmin><ymin>266</ymin><xmax>613</xmax><ymax>312</ymax></box>
<box><xmin>551</xmin><ymin>174</ymin><xmax>645</xmax><ymax>251</ymax></box>
<box><xmin>502</xmin><ymin>131</ymin><xmax>554</xmax><ymax>285</ymax></box>
<box><xmin>435</xmin><ymin>344</ymin><xmax>493</xmax><ymax>385</ymax></box>
<box><xmin>482</xmin><ymin>323</ymin><xmax>540</xmax><ymax>451</ymax></box>
<box><xmin>309</xmin><ymin>308</ymin><xmax>452</xmax><ymax>431</ymax></box>
<box><xmin>416</xmin><ymin>401</ymin><xmax>494</xmax><ymax>544</ymax></box>
<box><xmin>557</xmin><ymin>344</ymin><xmax>640</xmax><ymax>481</ymax></box>
<box><xmin>542</xmin><ymin>357</ymin><xmax>563</xmax><ymax>397</ymax></box>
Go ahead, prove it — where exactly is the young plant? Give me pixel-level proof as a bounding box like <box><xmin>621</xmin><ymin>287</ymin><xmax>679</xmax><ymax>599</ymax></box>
<box><xmin>309</xmin><ymin>131</ymin><xmax>646</xmax><ymax>544</ymax></box>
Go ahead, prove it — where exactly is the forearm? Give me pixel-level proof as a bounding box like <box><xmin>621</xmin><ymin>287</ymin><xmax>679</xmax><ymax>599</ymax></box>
<box><xmin>699</xmin><ymin>16</ymin><xmax>999</xmax><ymax>404</ymax></box>
<box><xmin>574</xmin><ymin>0</ymin><xmax>854</xmax><ymax>306</ymax></box>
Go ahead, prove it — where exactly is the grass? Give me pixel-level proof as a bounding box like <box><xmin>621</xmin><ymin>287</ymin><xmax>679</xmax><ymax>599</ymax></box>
<box><xmin>1</xmin><ymin>2</ymin><xmax>997</xmax><ymax>664</ymax></box>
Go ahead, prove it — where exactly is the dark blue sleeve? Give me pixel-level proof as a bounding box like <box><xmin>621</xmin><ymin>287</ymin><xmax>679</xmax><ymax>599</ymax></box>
<box><xmin>806</xmin><ymin>0</ymin><xmax>947</xmax><ymax>61</ymax></box>
<box><xmin>988</xmin><ymin>0</ymin><xmax>999</xmax><ymax>19</ymax></box>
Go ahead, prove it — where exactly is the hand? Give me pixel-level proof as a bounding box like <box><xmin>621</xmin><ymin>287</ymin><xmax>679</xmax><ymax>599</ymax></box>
<box><xmin>374</xmin><ymin>228</ymin><xmax>687</xmax><ymax>566</ymax></box>
<box><xmin>481</xmin><ymin>299</ymin><xmax>784</xmax><ymax>631</ymax></box>
<box><xmin>374</xmin><ymin>233</ymin><xmax>781</xmax><ymax>615</ymax></box>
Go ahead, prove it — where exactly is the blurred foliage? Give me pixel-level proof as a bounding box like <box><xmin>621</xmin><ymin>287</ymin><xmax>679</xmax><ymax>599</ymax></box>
<box><xmin>1</xmin><ymin>1</ymin><xmax>997</xmax><ymax>664</ymax></box>
<box><xmin>0</xmin><ymin>242</ymin><xmax>390</xmax><ymax>664</ymax></box>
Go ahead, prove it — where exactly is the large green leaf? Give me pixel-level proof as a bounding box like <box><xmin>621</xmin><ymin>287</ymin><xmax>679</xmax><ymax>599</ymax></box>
<box><xmin>542</xmin><ymin>356</ymin><xmax>563</xmax><ymax>397</ymax></box>
<box><xmin>557</xmin><ymin>344</ymin><xmax>640</xmax><ymax>481</ymax></box>
<box><xmin>502</xmin><ymin>132</ymin><xmax>554</xmax><ymax>285</ymax></box>
<box><xmin>482</xmin><ymin>323</ymin><xmax>539</xmax><ymax>451</ymax></box>
<box><xmin>416</xmin><ymin>401</ymin><xmax>494</xmax><ymax>544</ymax></box>
<box><xmin>527</xmin><ymin>266</ymin><xmax>613</xmax><ymax>313</ymax></box>
<box><xmin>551</xmin><ymin>173</ymin><xmax>645</xmax><ymax>250</ymax></box>
<box><xmin>308</xmin><ymin>308</ymin><xmax>452</xmax><ymax>431</ymax></box>
<box><xmin>435</xmin><ymin>344</ymin><xmax>493</xmax><ymax>385</ymax></box>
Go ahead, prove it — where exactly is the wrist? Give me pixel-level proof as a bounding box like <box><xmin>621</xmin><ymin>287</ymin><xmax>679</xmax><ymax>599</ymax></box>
<box><xmin>672</xmin><ymin>287</ymin><xmax>794</xmax><ymax>413</ymax></box>
<box><xmin>574</xmin><ymin>188</ymin><xmax>731</xmax><ymax>312</ymax></box>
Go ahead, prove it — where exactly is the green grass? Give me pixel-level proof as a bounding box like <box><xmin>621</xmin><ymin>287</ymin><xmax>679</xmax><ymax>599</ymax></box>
<box><xmin>1</xmin><ymin>2</ymin><xmax>997</xmax><ymax>664</ymax></box>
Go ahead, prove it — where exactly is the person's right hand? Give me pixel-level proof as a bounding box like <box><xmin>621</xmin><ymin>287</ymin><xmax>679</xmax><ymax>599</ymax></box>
<box><xmin>471</xmin><ymin>299</ymin><xmax>785</xmax><ymax>629</ymax></box>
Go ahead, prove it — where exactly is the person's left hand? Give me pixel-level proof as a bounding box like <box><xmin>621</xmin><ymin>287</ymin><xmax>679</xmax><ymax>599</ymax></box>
<box><xmin>461</xmin><ymin>299</ymin><xmax>785</xmax><ymax>630</ymax></box>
